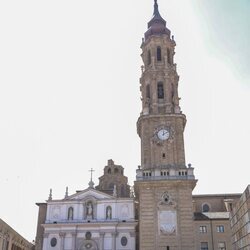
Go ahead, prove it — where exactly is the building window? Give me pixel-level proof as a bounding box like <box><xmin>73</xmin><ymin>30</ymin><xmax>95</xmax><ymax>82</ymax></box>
<box><xmin>50</xmin><ymin>238</ymin><xmax>57</xmax><ymax>247</ymax></box>
<box><xmin>202</xmin><ymin>203</ymin><xmax>210</xmax><ymax>212</ymax></box>
<box><xmin>121</xmin><ymin>236</ymin><xmax>128</xmax><ymax>246</ymax></box>
<box><xmin>147</xmin><ymin>50</ymin><xmax>151</xmax><ymax>65</ymax></box>
<box><xmin>157</xmin><ymin>46</ymin><xmax>162</xmax><ymax>61</ymax></box>
<box><xmin>199</xmin><ymin>226</ymin><xmax>207</xmax><ymax>233</ymax></box>
<box><xmin>157</xmin><ymin>82</ymin><xmax>164</xmax><ymax>99</ymax></box>
<box><xmin>107</xmin><ymin>168</ymin><xmax>111</xmax><ymax>174</ymax></box>
<box><xmin>162</xmin><ymin>153</ymin><xmax>166</xmax><ymax>158</ymax></box>
<box><xmin>114</xmin><ymin>168</ymin><xmax>119</xmax><ymax>174</ymax></box>
<box><xmin>201</xmin><ymin>242</ymin><xmax>208</xmax><ymax>250</ymax></box>
<box><xmin>68</xmin><ymin>207</ymin><xmax>74</xmax><ymax>220</ymax></box>
<box><xmin>167</xmin><ymin>247</ymin><xmax>170</xmax><ymax>250</ymax></box>
<box><xmin>218</xmin><ymin>242</ymin><xmax>226</xmax><ymax>250</ymax></box>
<box><xmin>217</xmin><ymin>225</ymin><xmax>225</xmax><ymax>233</ymax></box>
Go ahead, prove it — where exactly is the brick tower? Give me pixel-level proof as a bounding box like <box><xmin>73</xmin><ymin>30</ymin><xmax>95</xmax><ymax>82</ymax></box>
<box><xmin>134</xmin><ymin>1</ymin><xmax>197</xmax><ymax>249</ymax></box>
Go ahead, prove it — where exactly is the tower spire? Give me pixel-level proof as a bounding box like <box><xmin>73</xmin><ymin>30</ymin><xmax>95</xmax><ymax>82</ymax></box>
<box><xmin>145</xmin><ymin>0</ymin><xmax>170</xmax><ymax>41</ymax></box>
<box><xmin>153</xmin><ymin>0</ymin><xmax>160</xmax><ymax>17</ymax></box>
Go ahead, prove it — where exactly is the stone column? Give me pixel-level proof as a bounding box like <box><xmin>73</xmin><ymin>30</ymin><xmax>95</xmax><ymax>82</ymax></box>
<box><xmin>59</xmin><ymin>233</ymin><xmax>66</xmax><ymax>250</ymax></box>
<box><xmin>71</xmin><ymin>233</ymin><xmax>77</xmax><ymax>250</ymax></box>
<box><xmin>99</xmin><ymin>233</ymin><xmax>105</xmax><ymax>250</ymax></box>
<box><xmin>111</xmin><ymin>233</ymin><xmax>116</xmax><ymax>250</ymax></box>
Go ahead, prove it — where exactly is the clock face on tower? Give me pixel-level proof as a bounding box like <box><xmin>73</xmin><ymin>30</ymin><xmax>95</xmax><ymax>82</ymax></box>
<box><xmin>152</xmin><ymin>126</ymin><xmax>175</xmax><ymax>145</ymax></box>
<box><xmin>157</xmin><ymin>129</ymin><xmax>170</xmax><ymax>141</ymax></box>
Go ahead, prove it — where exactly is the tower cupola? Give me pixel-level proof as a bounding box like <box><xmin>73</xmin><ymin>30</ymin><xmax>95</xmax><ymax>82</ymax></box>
<box><xmin>145</xmin><ymin>0</ymin><xmax>171</xmax><ymax>41</ymax></box>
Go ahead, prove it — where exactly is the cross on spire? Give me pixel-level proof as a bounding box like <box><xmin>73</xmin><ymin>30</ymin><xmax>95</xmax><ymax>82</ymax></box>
<box><xmin>88</xmin><ymin>168</ymin><xmax>95</xmax><ymax>188</ymax></box>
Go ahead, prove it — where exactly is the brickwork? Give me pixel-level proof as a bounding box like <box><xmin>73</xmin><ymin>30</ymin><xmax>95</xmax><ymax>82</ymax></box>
<box><xmin>231</xmin><ymin>185</ymin><xmax>250</xmax><ymax>249</ymax></box>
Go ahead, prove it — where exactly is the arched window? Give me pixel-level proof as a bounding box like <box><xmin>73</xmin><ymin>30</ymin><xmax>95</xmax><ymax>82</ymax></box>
<box><xmin>106</xmin><ymin>206</ymin><xmax>112</xmax><ymax>219</ymax></box>
<box><xmin>68</xmin><ymin>207</ymin><xmax>74</xmax><ymax>220</ymax></box>
<box><xmin>167</xmin><ymin>48</ymin><xmax>171</xmax><ymax>64</ymax></box>
<box><xmin>202</xmin><ymin>203</ymin><xmax>210</xmax><ymax>212</ymax></box>
<box><xmin>157</xmin><ymin>46</ymin><xmax>162</xmax><ymax>61</ymax></box>
<box><xmin>147</xmin><ymin>50</ymin><xmax>151</xmax><ymax>65</ymax></box>
<box><xmin>157</xmin><ymin>82</ymin><xmax>164</xmax><ymax>99</ymax></box>
<box><xmin>107</xmin><ymin>168</ymin><xmax>111</xmax><ymax>174</ymax></box>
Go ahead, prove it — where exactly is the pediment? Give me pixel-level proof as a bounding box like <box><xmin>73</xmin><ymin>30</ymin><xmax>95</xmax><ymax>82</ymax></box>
<box><xmin>66</xmin><ymin>188</ymin><xmax>114</xmax><ymax>201</ymax></box>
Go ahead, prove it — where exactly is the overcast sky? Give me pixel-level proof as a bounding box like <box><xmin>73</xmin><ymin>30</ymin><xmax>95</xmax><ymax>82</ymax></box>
<box><xmin>0</xmin><ymin>0</ymin><xmax>249</xmax><ymax>242</ymax></box>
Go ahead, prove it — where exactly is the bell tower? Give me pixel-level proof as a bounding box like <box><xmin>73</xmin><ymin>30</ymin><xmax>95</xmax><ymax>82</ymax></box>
<box><xmin>138</xmin><ymin>0</ymin><xmax>185</xmax><ymax>170</ymax></box>
<box><xmin>135</xmin><ymin>1</ymin><xmax>197</xmax><ymax>249</ymax></box>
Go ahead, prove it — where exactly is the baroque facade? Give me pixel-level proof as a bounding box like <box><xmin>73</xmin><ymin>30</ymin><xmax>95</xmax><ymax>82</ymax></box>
<box><xmin>35</xmin><ymin>1</ymin><xmax>248</xmax><ymax>250</ymax></box>
<box><xmin>35</xmin><ymin>160</ymin><xmax>137</xmax><ymax>250</ymax></box>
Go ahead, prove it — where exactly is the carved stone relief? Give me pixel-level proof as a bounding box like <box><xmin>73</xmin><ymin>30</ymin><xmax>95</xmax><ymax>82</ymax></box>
<box><xmin>158</xmin><ymin>192</ymin><xmax>177</xmax><ymax>235</ymax></box>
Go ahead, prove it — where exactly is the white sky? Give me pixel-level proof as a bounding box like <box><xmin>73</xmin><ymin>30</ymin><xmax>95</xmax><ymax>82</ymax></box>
<box><xmin>0</xmin><ymin>0</ymin><xmax>249</xmax><ymax>242</ymax></box>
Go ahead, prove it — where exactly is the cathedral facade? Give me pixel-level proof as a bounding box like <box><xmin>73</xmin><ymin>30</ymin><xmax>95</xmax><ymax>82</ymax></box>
<box><xmin>35</xmin><ymin>1</ymin><xmax>248</xmax><ymax>250</ymax></box>
<box><xmin>35</xmin><ymin>160</ymin><xmax>137</xmax><ymax>250</ymax></box>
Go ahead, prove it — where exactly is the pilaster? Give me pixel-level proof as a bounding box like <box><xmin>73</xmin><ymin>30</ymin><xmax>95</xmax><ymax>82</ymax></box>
<box><xmin>59</xmin><ymin>232</ymin><xmax>66</xmax><ymax>250</ymax></box>
<box><xmin>99</xmin><ymin>232</ymin><xmax>105</xmax><ymax>250</ymax></box>
<box><xmin>111</xmin><ymin>232</ymin><xmax>117</xmax><ymax>250</ymax></box>
<box><xmin>43</xmin><ymin>233</ymin><xmax>49</xmax><ymax>250</ymax></box>
<box><xmin>71</xmin><ymin>233</ymin><xmax>76</xmax><ymax>250</ymax></box>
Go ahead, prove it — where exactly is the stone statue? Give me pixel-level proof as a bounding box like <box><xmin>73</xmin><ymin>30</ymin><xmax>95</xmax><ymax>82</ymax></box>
<box><xmin>87</xmin><ymin>203</ymin><xmax>93</xmax><ymax>216</ymax></box>
<box><xmin>106</xmin><ymin>207</ymin><xmax>112</xmax><ymax>219</ymax></box>
<box><xmin>68</xmin><ymin>208</ymin><xmax>73</xmax><ymax>220</ymax></box>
